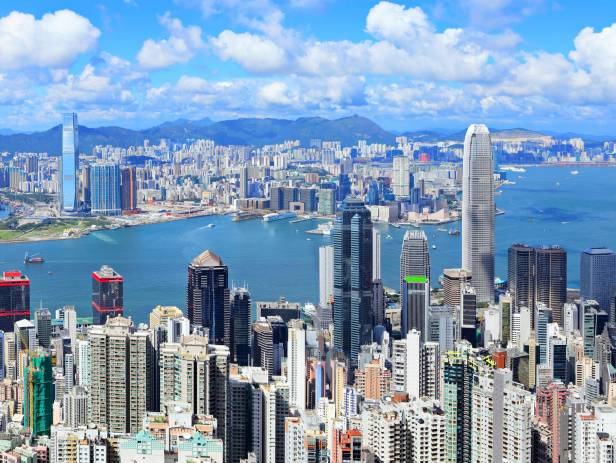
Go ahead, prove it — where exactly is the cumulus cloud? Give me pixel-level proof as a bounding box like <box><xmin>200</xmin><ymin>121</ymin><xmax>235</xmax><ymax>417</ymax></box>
<box><xmin>137</xmin><ymin>13</ymin><xmax>204</xmax><ymax>69</ymax></box>
<box><xmin>0</xmin><ymin>10</ymin><xmax>100</xmax><ymax>71</ymax></box>
<box><xmin>210</xmin><ymin>31</ymin><xmax>287</xmax><ymax>73</ymax></box>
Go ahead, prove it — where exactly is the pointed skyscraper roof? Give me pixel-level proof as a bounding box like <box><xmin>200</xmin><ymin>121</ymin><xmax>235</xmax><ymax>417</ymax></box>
<box><xmin>191</xmin><ymin>250</ymin><xmax>223</xmax><ymax>267</ymax></box>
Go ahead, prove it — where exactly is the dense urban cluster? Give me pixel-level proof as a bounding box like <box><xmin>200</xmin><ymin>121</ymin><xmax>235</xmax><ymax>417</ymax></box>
<box><xmin>1</xmin><ymin>116</ymin><xmax>616</xmax><ymax>463</ymax></box>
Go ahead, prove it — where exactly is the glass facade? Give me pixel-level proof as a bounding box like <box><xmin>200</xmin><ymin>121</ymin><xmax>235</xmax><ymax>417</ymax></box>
<box><xmin>61</xmin><ymin>113</ymin><xmax>79</xmax><ymax>212</ymax></box>
<box><xmin>90</xmin><ymin>163</ymin><xmax>122</xmax><ymax>216</ymax></box>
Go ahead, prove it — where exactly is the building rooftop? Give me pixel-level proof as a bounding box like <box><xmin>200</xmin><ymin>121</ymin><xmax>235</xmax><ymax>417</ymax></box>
<box><xmin>191</xmin><ymin>250</ymin><xmax>223</xmax><ymax>267</ymax></box>
<box><xmin>583</xmin><ymin>247</ymin><xmax>615</xmax><ymax>255</ymax></box>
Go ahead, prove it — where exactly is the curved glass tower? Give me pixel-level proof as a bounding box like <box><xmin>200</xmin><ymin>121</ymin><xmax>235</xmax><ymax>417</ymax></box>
<box><xmin>462</xmin><ymin>124</ymin><xmax>495</xmax><ymax>303</ymax></box>
<box><xmin>60</xmin><ymin>113</ymin><xmax>79</xmax><ymax>213</ymax></box>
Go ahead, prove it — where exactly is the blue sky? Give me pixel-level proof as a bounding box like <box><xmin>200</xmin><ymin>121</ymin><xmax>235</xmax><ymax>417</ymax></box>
<box><xmin>2</xmin><ymin>0</ymin><xmax>616</xmax><ymax>133</ymax></box>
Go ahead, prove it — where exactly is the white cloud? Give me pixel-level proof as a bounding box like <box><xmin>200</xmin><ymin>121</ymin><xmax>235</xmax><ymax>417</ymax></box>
<box><xmin>210</xmin><ymin>31</ymin><xmax>287</xmax><ymax>73</ymax></box>
<box><xmin>137</xmin><ymin>13</ymin><xmax>204</xmax><ymax>69</ymax></box>
<box><xmin>0</xmin><ymin>10</ymin><xmax>100</xmax><ymax>71</ymax></box>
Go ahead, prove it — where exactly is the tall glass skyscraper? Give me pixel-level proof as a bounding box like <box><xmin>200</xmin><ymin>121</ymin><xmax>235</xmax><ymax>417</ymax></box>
<box><xmin>400</xmin><ymin>230</ymin><xmax>430</xmax><ymax>292</ymax></box>
<box><xmin>462</xmin><ymin>124</ymin><xmax>495</xmax><ymax>304</ymax></box>
<box><xmin>332</xmin><ymin>198</ymin><xmax>373</xmax><ymax>370</ymax></box>
<box><xmin>60</xmin><ymin>113</ymin><xmax>79</xmax><ymax>213</ymax></box>
<box><xmin>90</xmin><ymin>163</ymin><xmax>122</xmax><ymax>216</ymax></box>
<box><xmin>580</xmin><ymin>247</ymin><xmax>616</xmax><ymax>311</ymax></box>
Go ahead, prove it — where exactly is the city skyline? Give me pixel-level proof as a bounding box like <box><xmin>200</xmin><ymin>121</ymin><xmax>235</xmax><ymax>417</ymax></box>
<box><xmin>2</xmin><ymin>1</ymin><xmax>616</xmax><ymax>134</ymax></box>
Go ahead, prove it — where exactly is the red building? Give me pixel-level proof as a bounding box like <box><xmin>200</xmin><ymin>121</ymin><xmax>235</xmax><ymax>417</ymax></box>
<box><xmin>92</xmin><ymin>265</ymin><xmax>123</xmax><ymax>325</ymax></box>
<box><xmin>0</xmin><ymin>271</ymin><xmax>30</xmax><ymax>332</ymax></box>
<box><xmin>535</xmin><ymin>381</ymin><xmax>570</xmax><ymax>463</ymax></box>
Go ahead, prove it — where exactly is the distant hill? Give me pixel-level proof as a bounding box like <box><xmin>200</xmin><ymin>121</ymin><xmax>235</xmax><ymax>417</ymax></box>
<box><xmin>0</xmin><ymin>115</ymin><xmax>395</xmax><ymax>154</ymax></box>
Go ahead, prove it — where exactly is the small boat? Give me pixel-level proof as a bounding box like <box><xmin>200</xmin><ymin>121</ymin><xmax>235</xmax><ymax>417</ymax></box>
<box><xmin>448</xmin><ymin>228</ymin><xmax>460</xmax><ymax>236</ymax></box>
<box><xmin>391</xmin><ymin>223</ymin><xmax>401</xmax><ymax>229</ymax></box>
<box><xmin>206</xmin><ymin>223</ymin><xmax>215</xmax><ymax>228</ymax></box>
<box><xmin>571</xmin><ymin>170</ymin><xmax>579</xmax><ymax>175</ymax></box>
<box><xmin>386</xmin><ymin>235</ymin><xmax>393</xmax><ymax>240</ymax></box>
<box><xmin>437</xmin><ymin>227</ymin><xmax>447</xmax><ymax>232</ymax></box>
<box><xmin>47</xmin><ymin>271</ymin><xmax>53</xmax><ymax>275</ymax></box>
<box><xmin>24</xmin><ymin>253</ymin><xmax>44</xmax><ymax>264</ymax></box>
<box><xmin>431</xmin><ymin>244</ymin><xmax>437</xmax><ymax>250</ymax></box>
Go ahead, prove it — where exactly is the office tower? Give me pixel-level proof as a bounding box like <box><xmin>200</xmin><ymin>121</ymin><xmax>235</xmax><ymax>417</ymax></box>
<box><xmin>187</xmin><ymin>250</ymin><xmax>230</xmax><ymax>346</ymax></box>
<box><xmin>33</xmin><ymin>308</ymin><xmax>51</xmax><ymax>349</ymax></box>
<box><xmin>583</xmin><ymin>305</ymin><xmax>608</xmax><ymax>358</ymax></box>
<box><xmin>536</xmin><ymin>246</ymin><xmax>567</xmax><ymax>327</ymax></box>
<box><xmin>442</xmin><ymin>351</ymin><xmax>475</xmax><ymax>463</ymax></box>
<box><xmin>256</xmin><ymin>298</ymin><xmax>301</xmax><ymax>322</ymax></box>
<box><xmin>239</xmin><ymin>165</ymin><xmax>248</xmax><ymax>199</ymax></box>
<box><xmin>550</xmin><ymin>336</ymin><xmax>568</xmax><ymax>382</ymax></box>
<box><xmin>373</xmin><ymin>229</ymin><xmax>381</xmax><ymax>280</ymax></box>
<box><xmin>14</xmin><ymin>319</ymin><xmax>36</xmax><ymax>379</ymax></box>
<box><xmin>442</xmin><ymin>268</ymin><xmax>472</xmax><ymax>307</ymax></box>
<box><xmin>483</xmin><ymin>307</ymin><xmax>501</xmax><ymax>346</ymax></box>
<box><xmin>0</xmin><ymin>271</ymin><xmax>30</xmax><ymax>332</ymax></box>
<box><xmin>231</xmin><ymin>287</ymin><xmax>251</xmax><ymax>366</ymax></box>
<box><xmin>24</xmin><ymin>349</ymin><xmax>53</xmax><ymax>436</ymax></box>
<box><xmin>581</xmin><ymin>247</ymin><xmax>616</xmax><ymax>311</ymax></box>
<box><xmin>471</xmin><ymin>369</ymin><xmax>532</xmax><ymax>463</ymax></box>
<box><xmin>427</xmin><ymin>305</ymin><xmax>455</xmax><ymax>351</ymax></box>
<box><xmin>287</xmin><ymin>320</ymin><xmax>306</xmax><ymax>411</ymax></box>
<box><xmin>372</xmin><ymin>279</ymin><xmax>385</xmax><ymax>326</ymax></box>
<box><xmin>60</xmin><ymin>112</ymin><xmax>79</xmax><ymax>213</ymax></box>
<box><xmin>337</xmin><ymin>173</ymin><xmax>351</xmax><ymax>201</ymax></box>
<box><xmin>462</xmin><ymin>123</ymin><xmax>495</xmax><ymax>303</ymax></box>
<box><xmin>120</xmin><ymin>166</ymin><xmax>138</xmax><ymax>211</ymax></box>
<box><xmin>63</xmin><ymin>305</ymin><xmax>77</xmax><ymax>345</ymax></box>
<box><xmin>400</xmin><ymin>276</ymin><xmax>429</xmax><ymax>340</ymax></box>
<box><xmin>508</xmin><ymin>244</ymin><xmax>536</xmax><ymax>311</ymax></box>
<box><xmin>299</xmin><ymin>187</ymin><xmax>318</xmax><ymax>212</ymax></box>
<box><xmin>149</xmin><ymin>305</ymin><xmax>183</xmax><ymax>329</ymax></box>
<box><xmin>318</xmin><ymin>245</ymin><xmax>334</xmax><ymax>308</ymax></box>
<box><xmin>400</xmin><ymin>230</ymin><xmax>430</xmax><ymax>292</ymax></box>
<box><xmin>90</xmin><ymin>163</ymin><xmax>122</xmax><ymax>215</ymax></box>
<box><xmin>89</xmin><ymin>316</ymin><xmax>152</xmax><ymax>434</ymax></box>
<box><xmin>318</xmin><ymin>188</ymin><xmax>336</xmax><ymax>215</ymax></box>
<box><xmin>332</xmin><ymin>198</ymin><xmax>373</xmax><ymax>369</ymax></box>
<box><xmin>535</xmin><ymin>303</ymin><xmax>553</xmax><ymax>364</ymax></box>
<box><xmin>92</xmin><ymin>265</ymin><xmax>123</xmax><ymax>325</ymax></box>
<box><xmin>63</xmin><ymin>385</ymin><xmax>89</xmax><ymax>428</ymax></box>
<box><xmin>81</xmin><ymin>164</ymin><xmax>91</xmax><ymax>208</ymax></box>
<box><xmin>252</xmin><ymin>319</ymin><xmax>275</xmax><ymax>377</ymax></box>
<box><xmin>392</xmin><ymin>155</ymin><xmax>411</xmax><ymax>199</ymax></box>
<box><xmin>499</xmin><ymin>292</ymin><xmax>512</xmax><ymax>345</ymax></box>
<box><xmin>459</xmin><ymin>283</ymin><xmax>477</xmax><ymax>346</ymax></box>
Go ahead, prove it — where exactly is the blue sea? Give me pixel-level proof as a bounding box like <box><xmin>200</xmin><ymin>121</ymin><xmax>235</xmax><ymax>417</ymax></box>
<box><xmin>1</xmin><ymin>166</ymin><xmax>615</xmax><ymax>322</ymax></box>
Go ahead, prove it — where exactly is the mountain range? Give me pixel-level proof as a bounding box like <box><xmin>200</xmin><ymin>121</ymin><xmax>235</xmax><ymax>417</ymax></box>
<box><xmin>0</xmin><ymin>115</ymin><xmax>609</xmax><ymax>154</ymax></box>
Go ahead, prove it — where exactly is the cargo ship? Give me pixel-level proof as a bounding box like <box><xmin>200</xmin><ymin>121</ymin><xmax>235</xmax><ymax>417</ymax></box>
<box><xmin>263</xmin><ymin>212</ymin><xmax>296</xmax><ymax>222</ymax></box>
<box><xmin>24</xmin><ymin>253</ymin><xmax>44</xmax><ymax>264</ymax></box>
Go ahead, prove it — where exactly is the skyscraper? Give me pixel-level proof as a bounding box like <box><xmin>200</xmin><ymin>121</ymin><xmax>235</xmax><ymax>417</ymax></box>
<box><xmin>400</xmin><ymin>275</ymin><xmax>429</xmax><ymax>340</ymax></box>
<box><xmin>392</xmin><ymin>155</ymin><xmax>411</xmax><ymax>199</ymax></box>
<box><xmin>536</xmin><ymin>246</ymin><xmax>567</xmax><ymax>327</ymax></box>
<box><xmin>239</xmin><ymin>165</ymin><xmax>248</xmax><ymax>199</ymax></box>
<box><xmin>120</xmin><ymin>166</ymin><xmax>138</xmax><ymax>211</ymax></box>
<box><xmin>462</xmin><ymin>124</ymin><xmax>495</xmax><ymax>303</ymax></box>
<box><xmin>187</xmin><ymin>250</ymin><xmax>230</xmax><ymax>346</ymax></box>
<box><xmin>34</xmin><ymin>308</ymin><xmax>52</xmax><ymax>349</ymax></box>
<box><xmin>0</xmin><ymin>271</ymin><xmax>30</xmax><ymax>332</ymax></box>
<box><xmin>508</xmin><ymin>244</ymin><xmax>536</xmax><ymax>312</ymax></box>
<box><xmin>442</xmin><ymin>268</ymin><xmax>472</xmax><ymax>307</ymax></box>
<box><xmin>400</xmin><ymin>230</ymin><xmax>430</xmax><ymax>292</ymax></box>
<box><xmin>332</xmin><ymin>198</ymin><xmax>373</xmax><ymax>369</ymax></box>
<box><xmin>287</xmin><ymin>319</ymin><xmax>306</xmax><ymax>411</ymax></box>
<box><xmin>90</xmin><ymin>163</ymin><xmax>122</xmax><ymax>216</ymax></box>
<box><xmin>60</xmin><ymin>113</ymin><xmax>79</xmax><ymax>213</ymax></box>
<box><xmin>24</xmin><ymin>349</ymin><xmax>53</xmax><ymax>437</ymax></box>
<box><xmin>580</xmin><ymin>247</ymin><xmax>616</xmax><ymax>311</ymax></box>
<box><xmin>319</xmin><ymin>245</ymin><xmax>334</xmax><ymax>308</ymax></box>
<box><xmin>92</xmin><ymin>265</ymin><xmax>123</xmax><ymax>325</ymax></box>
<box><xmin>230</xmin><ymin>287</ymin><xmax>251</xmax><ymax>366</ymax></box>
<box><xmin>89</xmin><ymin>316</ymin><xmax>152</xmax><ymax>434</ymax></box>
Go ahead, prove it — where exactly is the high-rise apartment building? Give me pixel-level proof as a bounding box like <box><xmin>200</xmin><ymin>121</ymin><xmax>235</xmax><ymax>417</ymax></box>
<box><xmin>392</xmin><ymin>155</ymin><xmax>411</xmax><ymax>199</ymax></box>
<box><xmin>90</xmin><ymin>163</ymin><xmax>122</xmax><ymax>216</ymax></box>
<box><xmin>287</xmin><ymin>320</ymin><xmax>306</xmax><ymax>411</ymax></box>
<box><xmin>187</xmin><ymin>250</ymin><xmax>230</xmax><ymax>346</ymax></box>
<box><xmin>60</xmin><ymin>113</ymin><xmax>79</xmax><ymax>213</ymax></box>
<box><xmin>88</xmin><ymin>316</ymin><xmax>153</xmax><ymax>434</ymax></box>
<box><xmin>462</xmin><ymin>124</ymin><xmax>495</xmax><ymax>303</ymax></box>
<box><xmin>92</xmin><ymin>265</ymin><xmax>123</xmax><ymax>325</ymax></box>
<box><xmin>332</xmin><ymin>198</ymin><xmax>373</xmax><ymax>369</ymax></box>
<box><xmin>471</xmin><ymin>369</ymin><xmax>532</xmax><ymax>463</ymax></box>
<box><xmin>581</xmin><ymin>247</ymin><xmax>616</xmax><ymax>311</ymax></box>
<box><xmin>0</xmin><ymin>271</ymin><xmax>30</xmax><ymax>332</ymax></box>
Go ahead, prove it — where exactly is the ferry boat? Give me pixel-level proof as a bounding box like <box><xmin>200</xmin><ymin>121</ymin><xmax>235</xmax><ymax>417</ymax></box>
<box><xmin>263</xmin><ymin>212</ymin><xmax>296</xmax><ymax>222</ymax></box>
<box><xmin>500</xmin><ymin>166</ymin><xmax>526</xmax><ymax>173</ymax></box>
<box><xmin>24</xmin><ymin>253</ymin><xmax>44</xmax><ymax>264</ymax></box>
<box><xmin>571</xmin><ymin>170</ymin><xmax>579</xmax><ymax>175</ymax></box>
